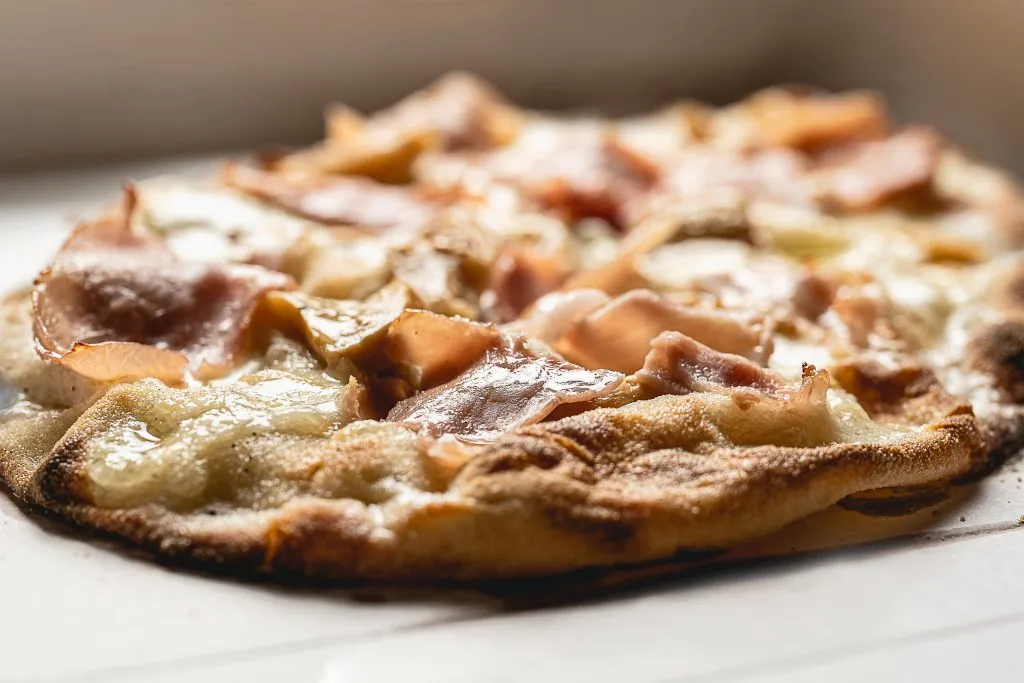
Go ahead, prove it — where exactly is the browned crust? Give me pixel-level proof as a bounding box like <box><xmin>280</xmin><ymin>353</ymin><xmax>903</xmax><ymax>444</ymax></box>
<box><xmin>968</xmin><ymin>321</ymin><xmax>1024</xmax><ymax>405</ymax></box>
<box><xmin>0</xmin><ymin>381</ymin><xmax>980</xmax><ymax>580</ymax></box>
<box><xmin>960</xmin><ymin>258</ymin><xmax>1024</xmax><ymax>469</ymax></box>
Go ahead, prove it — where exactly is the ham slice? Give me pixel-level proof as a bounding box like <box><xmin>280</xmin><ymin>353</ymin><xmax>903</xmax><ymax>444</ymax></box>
<box><xmin>510</xmin><ymin>289</ymin><xmax>611</xmax><ymax>343</ymax></box>
<box><xmin>267</xmin><ymin>289</ymin><xmax>507</xmax><ymax>418</ymax></box>
<box><xmin>273</xmin><ymin>72</ymin><xmax>520</xmax><ymax>182</ymax></box>
<box><xmin>816</xmin><ymin>127</ymin><xmax>943</xmax><ymax>211</ymax></box>
<box><xmin>387</xmin><ymin>338</ymin><xmax>623</xmax><ymax>442</ymax></box>
<box><xmin>552</xmin><ymin>289</ymin><xmax>773</xmax><ymax>374</ymax></box>
<box><xmin>659</xmin><ymin>146</ymin><xmax>814</xmax><ymax>206</ymax></box>
<box><xmin>636</xmin><ymin>331</ymin><xmax>784</xmax><ymax>395</ymax></box>
<box><xmin>33</xmin><ymin>197</ymin><xmax>293</xmax><ymax>383</ymax></box>
<box><xmin>483</xmin><ymin>246</ymin><xmax>573</xmax><ymax>321</ymax></box>
<box><xmin>382</xmin><ymin>310</ymin><xmax>501</xmax><ymax>389</ymax></box>
<box><xmin>429</xmin><ymin>121</ymin><xmax>660</xmax><ymax>229</ymax></box>
<box><xmin>711</xmin><ymin>88</ymin><xmax>888</xmax><ymax>151</ymax></box>
<box><xmin>225</xmin><ymin>165</ymin><xmax>437</xmax><ymax>229</ymax></box>
<box><xmin>635</xmin><ymin>331</ymin><xmax>847</xmax><ymax>448</ymax></box>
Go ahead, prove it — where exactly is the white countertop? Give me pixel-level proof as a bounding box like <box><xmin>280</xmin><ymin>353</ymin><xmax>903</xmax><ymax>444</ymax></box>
<box><xmin>2</xmin><ymin>158</ymin><xmax>1023</xmax><ymax>683</ymax></box>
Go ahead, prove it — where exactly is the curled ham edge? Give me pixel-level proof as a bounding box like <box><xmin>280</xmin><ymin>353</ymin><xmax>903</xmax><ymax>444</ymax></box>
<box><xmin>224</xmin><ymin>163</ymin><xmax>440</xmax><ymax>229</ymax></box>
<box><xmin>635</xmin><ymin>330</ymin><xmax>850</xmax><ymax>449</ymax></box>
<box><xmin>264</xmin><ymin>290</ymin><xmax>627</xmax><ymax>443</ymax></box>
<box><xmin>385</xmin><ymin>336</ymin><xmax>624</xmax><ymax>443</ymax></box>
<box><xmin>32</xmin><ymin>189</ymin><xmax>295</xmax><ymax>384</ymax></box>
<box><xmin>518</xmin><ymin>288</ymin><xmax>774</xmax><ymax>374</ymax></box>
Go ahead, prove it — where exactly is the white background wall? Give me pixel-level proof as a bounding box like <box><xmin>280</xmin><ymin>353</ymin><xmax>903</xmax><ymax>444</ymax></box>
<box><xmin>1</xmin><ymin>0</ymin><xmax>1022</xmax><ymax>171</ymax></box>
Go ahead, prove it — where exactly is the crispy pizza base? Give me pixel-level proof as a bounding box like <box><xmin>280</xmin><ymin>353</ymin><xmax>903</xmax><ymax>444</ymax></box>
<box><xmin>0</xmin><ymin>291</ymin><xmax>985</xmax><ymax>580</ymax></box>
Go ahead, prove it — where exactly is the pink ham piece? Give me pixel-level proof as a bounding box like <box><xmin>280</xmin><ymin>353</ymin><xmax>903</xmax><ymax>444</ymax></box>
<box><xmin>707</xmin><ymin>88</ymin><xmax>887</xmax><ymax>152</ymax></box>
<box><xmin>637</xmin><ymin>331</ymin><xmax>784</xmax><ymax>395</ymax></box>
<box><xmin>387</xmin><ymin>338</ymin><xmax>623</xmax><ymax>442</ymax></box>
<box><xmin>636</xmin><ymin>331</ymin><xmax>839</xmax><ymax>448</ymax></box>
<box><xmin>658</xmin><ymin>146</ymin><xmax>814</xmax><ymax>206</ymax></box>
<box><xmin>440</xmin><ymin>123</ymin><xmax>661</xmax><ymax>229</ymax></box>
<box><xmin>358</xmin><ymin>71</ymin><xmax>521</xmax><ymax>152</ymax></box>
<box><xmin>552</xmin><ymin>289</ymin><xmax>773</xmax><ymax>374</ymax></box>
<box><xmin>225</xmin><ymin>164</ymin><xmax>438</xmax><ymax>229</ymax></box>
<box><xmin>510</xmin><ymin>288</ymin><xmax>611</xmax><ymax>343</ymax></box>
<box><xmin>33</xmin><ymin>197</ymin><xmax>294</xmax><ymax>383</ymax></box>
<box><xmin>483</xmin><ymin>246</ymin><xmax>573</xmax><ymax>322</ymax></box>
<box><xmin>271</xmin><ymin>73</ymin><xmax>520</xmax><ymax>182</ymax></box>
<box><xmin>816</xmin><ymin>127</ymin><xmax>943</xmax><ymax>211</ymax></box>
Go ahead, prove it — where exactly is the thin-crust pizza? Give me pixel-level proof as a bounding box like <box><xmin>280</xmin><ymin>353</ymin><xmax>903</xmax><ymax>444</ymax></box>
<box><xmin>1</xmin><ymin>74</ymin><xmax>1022</xmax><ymax>580</ymax></box>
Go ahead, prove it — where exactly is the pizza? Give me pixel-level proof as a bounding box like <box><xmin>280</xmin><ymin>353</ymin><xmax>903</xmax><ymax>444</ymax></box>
<box><xmin>1</xmin><ymin>73</ymin><xmax>1022</xmax><ymax>580</ymax></box>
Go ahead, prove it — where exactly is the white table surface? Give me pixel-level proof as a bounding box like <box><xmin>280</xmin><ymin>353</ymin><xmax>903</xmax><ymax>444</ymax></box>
<box><xmin>1</xmin><ymin>158</ymin><xmax>1022</xmax><ymax>683</ymax></box>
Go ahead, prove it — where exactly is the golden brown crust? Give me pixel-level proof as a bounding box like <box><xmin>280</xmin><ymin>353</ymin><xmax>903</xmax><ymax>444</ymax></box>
<box><xmin>0</xmin><ymin>287</ymin><xmax>983</xmax><ymax>579</ymax></box>
<box><xmin>3</xmin><ymin>390</ymin><xmax>980</xmax><ymax>580</ymax></box>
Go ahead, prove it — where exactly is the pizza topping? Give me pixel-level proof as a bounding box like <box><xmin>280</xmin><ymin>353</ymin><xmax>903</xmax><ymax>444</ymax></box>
<box><xmin>633</xmin><ymin>330</ymin><xmax>904</xmax><ymax>447</ymax></box>
<box><xmin>428</xmin><ymin>121</ymin><xmax>660</xmax><ymax>229</ymax></box>
<box><xmin>382</xmin><ymin>310</ymin><xmax>501</xmax><ymax>389</ymax></box>
<box><xmin>389</xmin><ymin>214</ymin><xmax>496</xmax><ymax>319</ymax></box>
<box><xmin>552</xmin><ymin>289</ymin><xmax>772</xmax><ymax>374</ymax></box>
<box><xmin>711</xmin><ymin>88</ymin><xmax>888</xmax><ymax>151</ymax></box>
<box><xmin>637</xmin><ymin>331</ymin><xmax>783</xmax><ymax>396</ymax></box>
<box><xmin>225</xmin><ymin>165</ymin><xmax>438</xmax><ymax>229</ymax></box>
<box><xmin>33</xmin><ymin>208</ymin><xmax>293</xmax><ymax>383</ymax></box>
<box><xmin>825</xmin><ymin>282</ymin><xmax>902</xmax><ymax>350</ymax></box>
<box><xmin>131</xmin><ymin>180</ymin><xmax>315</xmax><ymax>269</ymax></box>
<box><xmin>659</xmin><ymin>147</ymin><xmax>813</xmax><ymax>206</ymax></box>
<box><xmin>78</xmin><ymin>369</ymin><xmax>352</xmax><ymax>510</ymax></box>
<box><xmin>386</xmin><ymin>337</ymin><xmax>623</xmax><ymax>442</ymax></box>
<box><xmin>265</xmin><ymin>283</ymin><xmax>411</xmax><ymax>366</ymax></box>
<box><xmin>816</xmin><ymin>127</ymin><xmax>943</xmax><ymax>211</ymax></box>
<box><xmin>391</xmin><ymin>245</ymin><xmax>482</xmax><ymax>319</ymax></box>
<box><xmin>483</xmin><ymin>246</ymin><xmax>573</xmax><ymax>321</ymax></box>
<box><xmin>614</xmin><ymin>103</ymin><xmax>710</xmax><ymax>161</ymax></box>
<box><xmin>357</xmin><ymin>71</ymin><xmax>520</xmax><ymax>153</ymax></box>
<box><xmin>273</xmin><ymin>73</ymin><xmax>519</xmax><ymax>182</ymax></box>
<box><xmin>568</xmin><ymin>195</ymin><xmax>753</xmax><ymax>295</ymax></box>
<box><xmin>510</xmin><ymin>288</ymin><xmax>611</xmax><ymax>343</ymax></box>
<box><xmin>629</xmin><ymin>236</ymin><xmax>837</xmax><ymax>321</ymax></box>
<box><xmin>290</xmin><ymin>233</ymin><xmax>395</xmax><ymax>300</ymax></box>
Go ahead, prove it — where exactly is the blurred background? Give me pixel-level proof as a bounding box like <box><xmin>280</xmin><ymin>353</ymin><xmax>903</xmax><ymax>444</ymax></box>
<box><xmin>1</xmin><ymin>0</ymin><xmax>1022</xmax><ymax>172</ymax></box>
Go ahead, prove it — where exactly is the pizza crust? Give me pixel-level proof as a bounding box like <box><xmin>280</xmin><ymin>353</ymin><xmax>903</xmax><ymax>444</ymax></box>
<box><xmin>9</xmin><ymin>394</ymin><xmax>977</xmax><ymax>580</ymax></box>
<box><xmin>0</xmin><ymin>292</ymin><xmax>981</xmax><ymax>579</ymax></box>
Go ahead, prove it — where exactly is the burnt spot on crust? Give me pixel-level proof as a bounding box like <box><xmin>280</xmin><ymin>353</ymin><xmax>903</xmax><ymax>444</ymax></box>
<box><xmin>838</xmin><ymin>483</ymin><xmax>951</xmax><ymax>517</ymax></box>
<box><xmin>829</xmin><ymin>358</ymin><xmax>971</xmax><ymax>424</ymax></box>
<box><xmin>33</xmin><ymin>432</ymin><xmax>92</xmax><ymax>505</ymax></box>
<box><xmin>541</xmin><ymin>504</ymin><xmax>638</xmax><ymax>552</ymax></box>
<box><xmin>967</xmin><ymin>321</ymin><xmax>1024</xmax><ymax>404</ymax></box>
<box><xmin>467</xmin><ymin>432</ymin><xmax>600</xmax><ymax>485</ymax></box>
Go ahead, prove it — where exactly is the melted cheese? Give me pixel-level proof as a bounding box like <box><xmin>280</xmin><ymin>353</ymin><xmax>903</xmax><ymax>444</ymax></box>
<box><xmin>133</xmin><ymin>180</ymin><xmax>313</xmax><ymax>264</ymax></box>
<box><xmin>768</xmin><ymin>335</ymin><xmax>837</xmax><ymax>380</ymax></box>
<box><xmin>84</xmin><ymin>370</ymin><xmax>346</xmax><ymax>510</ymax></box>
<box><xmin>692</xmin><ymin>375</ymin><xmax>906</xmax><ymax>449</ymax></box>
